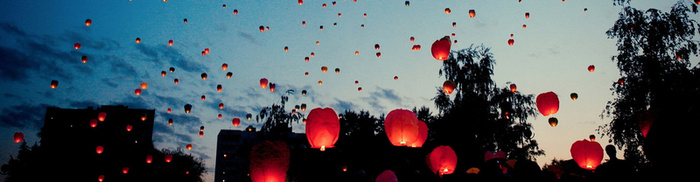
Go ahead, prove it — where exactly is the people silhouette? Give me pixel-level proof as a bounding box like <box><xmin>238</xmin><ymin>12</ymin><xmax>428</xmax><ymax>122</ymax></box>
<box><xmin>592</xmin><ymin>145</ymin><xmax>637</xmax><ymax>181</ymax></box>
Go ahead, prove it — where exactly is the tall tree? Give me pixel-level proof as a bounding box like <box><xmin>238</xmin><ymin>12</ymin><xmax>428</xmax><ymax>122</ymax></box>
<box><xmin>602</xmin><ymin>0</ymin><xmax>700</xmax><ymax>176</ymax></box>
<box><xmin>256</xmin><ymin>90</ymin><xmax>304</xmax><ymax>140</ymax></box>
<box><xmin>431</xmin><ymin>45</ymin><xmax>542</xmax><ymax>170</ymax></box>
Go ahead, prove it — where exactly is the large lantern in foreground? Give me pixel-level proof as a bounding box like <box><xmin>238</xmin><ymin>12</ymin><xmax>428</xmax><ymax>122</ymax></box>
<box><xmin>536</xmin><ymin>91</ymin><xmax>559</xmax><ymax>116</ymax></box>
<box><xmin>376</xmin><ymin>170</ymin><xmax>398</xmax><ymax>182</ymax></box>
<box><xmin>409</xmin><ymin>120</ymin><xmax>428</xmax><ymax>148</ymax></box>
<box><xmin>384</xmin><ymin>109</ymin><xmax>420</xmax><ymax>146</ymax></box>
<box><xmin>431</xmin><ymin>36</ymin><xmax>451</xmax><ymax>61</ymax></box>
<box><xmin>306</xmin><ymin>107</ymin><xmax>340</xmax><ymax>151</ymax></box>
<box><xmin>232</xmin><ymin>118</ymin><xmax>241</xmax><ymax>127</ymax></box>
<box><xmin>570</xmin><ymin>139</ymin><xmax>603</xmax><ymax>170</ymax></box>
<box><xmin>427</xmin><ymin>145</ymin><xmax>457</xmax><ymax>177</ymax></box>
<box><xmin>250</xmin><ymin>140</ymin><xmax>290</xmax><ymax>182</ymax></box>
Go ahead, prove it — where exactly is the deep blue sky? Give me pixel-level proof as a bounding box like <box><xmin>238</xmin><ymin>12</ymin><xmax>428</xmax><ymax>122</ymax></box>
<box><xmin>1</xmin><ymin>1</ymin><xmax>697</xmax><ymax>181</ymax></box>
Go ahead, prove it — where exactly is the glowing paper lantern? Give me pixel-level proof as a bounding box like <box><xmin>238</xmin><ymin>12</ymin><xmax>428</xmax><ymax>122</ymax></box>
<box><xmin>548</xmin><ymin>117</ymin><xmax>558</xmax><ymax>127</ymax></box>
<box><xmin>134</xmin><ymin>89</ymin><xmax>142</xmax><ymax>96</ymax></box>
<box><xmin>226</xmin><ymin>72</ymin><xmax>233</xmax><ymax>78</ymax></box>
<box><xmin>217</xmin><ymin>84</ymin><xmax>222</xmax><ymax>92</ymax></box>
<box><xmin>168</xmin><ymin>40</ymin><xmax>173</xmax><ymax>46</ymax></box>
<box><xmin>246</xmin><ymin>113</ymin><xmax>253</xmax><ymax>120</ymax></box>
<box><xmin>232</xmin><ymin>118</ymin><xmax>241</xmax><ymax>127</ymax></box>
<box><xmin>525</xmin><ymin>12</ymin><xmax>530</xmax><ymax>18</ymax></box>
<box><xmin>409</xmin><ymin>120</ymin><xmax>428</xmax><ymax>148</ymax></box>
<box><xmin>444</xmin><ymin>8</ymin><xmax>451</xmax><ymax>14</ymax></box>
<box><xmin>508</xmin><ymin>39</ymin><xmax>515</xmax><ymax>46</ymax></box>
<box><xmin>122</xmin><ymin>167</ymin><xmax>129</xmax><ymax>174</ymax></box>
<box><xmin>431</xmin><ymin>36</ymin><xmax>451</xmax><ymax>61</ymax></box>
<box><xmin>376</xmin><ymin>170</ymin><xmax>398</xmax><ymax>182</ymax></box>
<box><xmin>427</xmin><ymin>145</ymin><xmax>457</xmax><ymax>177</ymax></box>
<box><xmin>536</xmin><ymin>92</ymin><xmax>559</xmax><ymax>116</ymax></box>
<box><xmin>164</xmin><ymin>154</ymin><xmax>173</xmax><ymax>163</ymax></box>
<box><xmin>50</xmin><ymin>80</ymin><xmax>59</xmax><ymax>89</ymax></box>
<box><xmin>638</xmin><ymin>109</ymin><xmax>654</xmax><ymax>138</ymax></box>
<box><xmin>85</xmin><ymin>19</ymin><xmax>92</xmax><ymax>26</ymax></box>
<box><xmin>588</xmin><ymin>65</ymin><xmax>595</xmax><ymax>72</ymax></box>
<box><xmin>305</xmin><ymin>107</ymin><xmax>340</xmax><ymax>151</ymax></box>
<box><xmin>186</xmin><ymin>144</ymin><xmax>192</xmax><ymax>150</ymax></box>
<box><xmin>260</xmin><ymin>78</ymin><xmax>268</xmax><ymax>88</ymax></box>
<box><xmin>222</xmin><ymin>63</ymin><xmax>228</xmax><ymax>70</ymax></box>
<box><xmin>74</xmin><ymin>43</ymin><xmax>81</xmax><ymax>49</ymax></box>
<box><xmin>249</xmin><ymin>140</ymin><xmax>290</xmax><ymax>182</ymax></box>
<box><xmin>442</xmin><ymin>80</ymin><xmax>456</xmax><ymax>94</ymax></box>
<box><xmin>384</xmin><ymin>109</ymin><xmax>420</xmax><ymax>146</ymax></box>
<box><xmin>570</xmin><ymin>139</ymin><xmax>604</xmax><ymax>170</ymax></box>
<box><xmin>126</xmin><ymin>125</ymin><xmax>132</xmax><ymax>131</ymax></box>
<box><xmin>96</xmin><ymin>146</ymin><xmax>104</xmax><ymax>154</ymax></box>
<box><xmin>146</xmin><ymin>155</ymin><xmax>153</xmax><ymax>163</ymax></box>
<box><xmin>82</xmin><ymin>56</ymin><xmax>88</xmax><ymax>63</ymax></box>
<box><xmin>184</xmin><ymin>104</ymin><xmax>192</xmax><ymax>113</ymax></box>
<box><xmin>219</xmin><ymin>103</ymin><xmax>224</xmax><ymax>109</ymax></box>
<box><xmin>509</xmin><ymin>84</ymin><xmax>517</xmax><ymax>92</ymax></box>
<box><xmin>135</xmin><ymin>37</ymin><xmax>141</xmax><ymax>44</ymax></box>
<box><xmin>570</xmin><ymin>93</ymin><xmax>578</xmax><ymax>100</ymax></box>
<box><xmin>140</xmin><ymin>82</ymin><xmax>148</xmax><ymax>89</ymax></box>
<box><xmin>13</xmin><ymin>132</ymin><xmax>24</xmax><ymax>143</ymax></box>
<box><xmin>98</xmin><ymin>112</ymin><xmax>107</xmax><ymax>122</ymax></box>
<box><xmin>98</xmin><ymin>175</ymin><xmax>104</xmax><ymax>182</ymax></box>
<box><xmin>90</xmin><ymin>119</ymin><xmax>98</xmax><ymax>128</ymax></box>
<box><xmin>469</xmin><ymin>9</ymin><xmax>476</xmax><ymax>18</ymax></box>
<box><xmin>269</xmin><ymin>83</ymin><xmax>276</xmax><ymax>92</ymax></box>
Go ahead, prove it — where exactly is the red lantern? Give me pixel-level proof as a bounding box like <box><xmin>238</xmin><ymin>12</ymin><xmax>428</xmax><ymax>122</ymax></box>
<box><xmin>186</xmin><ymin>144</ymin><xmax>192</xmax><ymax>150</ymax></box>
<box><xmin>164</xmin><ymin>154</ymin><xmax>173</xmax><ymax>163</ymax></box>
<box><xmin>260</xmin><ymin>78</ymin><xmax>268</xmax><ymax>88</ymax></box>
<box><xmin>525</xmin><ymin>12</ymin><xmax>530</xmax><ymax>18</ymax></box>
<box><xmin>74</xmin><ymin>43</ymin><xmax>81</xmax><ymax>49</ymax></box>
<box><xmin>638</xmin><ymin>109</ymin><xmax>655</xmax><ymax>138</ymax></box>
<box><xmin>442</xmin><ymin>80</ymin><xmax>456</xmax><ymax>94</ymax></box>
<box><xmin>384</xmin><ymin>109</ymin><xmax>420</xmax><ymax>146</ymax></box>
<box><xmin>306</xmin><ymin>108</ymin><xmax>340</xmax><ymax>151</ymax></box>
<box><xmin>469</xmin><ymin>9</ymin><xmax>476</xmax><ymax>18</ymax></box>
<box><xmin>427</xmin><ymin>145</ymin><xmax>457</xmax><ymax>177</ymax></box>
<box><xmin>431</xmin><ymin>36</ymin><xmax>451</xmax><ymax>61</ymax></box>
<box><xmin>250</xmin><ymin>140</ymin><xmax>290</xmax><ymax>182</ymax></box>
<box><xmin>298</xmin><ymin>0</ymin><xmax>303</xmax><ymax>5</ymax></box>
<box><xmin>122</xmin><ymin>167</ymin><xmax>129</xmax><ymax>174</ymax></box>
<box><xmin>135</xmin><ymin>37</ymin><xmax>141</xmax><ymax>44</ymax></box>
<box><xmin>98</xmin><ymin>112</ymin><xmax>107</xmax><ymax>121</ymax></box>
<box><xmin>570</xmin><ymin>139</ymin><xmax>604</xmax><ymax>170</ymax></box>
<box><xmin>588</xmin><ymin>65</ymin><xmax>595</xmax><ymax>72</ymax></box>
<box><xmin>217</xmin><ymin>84</ymin><xmax>222</xmax><ymax>92</ymax></box>
<box><xmin>126</xmin><ymin>125</ymin><xmax>133</xmax><ymax>131</ymax></box>
<box><xmin>509</xmin><ymin>84</ymin><xmax>517</xmax><ymax>92</ymax></box>
<box><xmin>508</xmin><ymin>39</ymin><xmax>515</xmax><ymax>46</ymax></box>
<box><xmin>85</xmin><ymin>19</ymin><xmax>92</xmax><ymax>26</ymax></box>
<box><xmin>536</xmin><ymin>92</ymin><xmax>559</xmax><ymax>116</ymax></box>
<box><xmin>50</xmin><ymin>80</ymin><xmax>59</xmax><ymax>89</ymax></box>
<box><xmin>168</xmin><ymin>39</ymin><xmax>174</xmax><ymax>46</ymax></box>
<box><xmin>96</xmin><ymin>146</ymin><xmax>104</xmax><ymax>154</ymax></box>
<box><xmin>219</xmin><ymin>103</ymin><xmax>224</xmax><ymax>109</ymax></box>
<box><xmin>376</xmin><ymin>170</ymin><xmax>398</xmax><ymax>182</ymax></box>
<box><xmin>134</xmin><ymin>88</ymin><xmax>142</xmax><ymax>96</ymax></box>
<box><xmin>168</xmin><ymin>118</ymin><xmax>174</xmax><ymax>125</ymax></box>
<box><xmin>146</xmin><ymin>155</ymin><xmax>153</xmax><ymax>163</ymax></box>
<box><xmin>98</xmin><ymin>175</ymin><xmax>104</xmax><ymax>182</ymax></box>
<box><xmin>232</xmin><ymin>118</ymin><xmax>241</xmax><ymax>127</ymax></box>
<box><xmin>409</xmin><ymin>120</ymin><xmax>428</xmax><ymax>148</ymax></box>
<box><xmin>444</xmin><ymin>8</ymin><xmax>451</xmax><ymax>14</ymax></box>
<box><xmin>82</xmin><ymin>56</ymin><xmax>88</xmax><ymax>63</ymax></box>
<box><xmin>269</xmin><ymin>83</ymin><xmax>276</xmax><ymax>92</ymax></box>
<box><xmin>14</xmin><ymin>132</ymin><xmax>24</xmax><ymax>143</ymax></box>
<box><xmin>222</xmin><ymin>63</ymin><xmax>228</xmax><ymax>70</ymax></box>
<box><xmin>90</xmin><ymin>119</ymin><xmax>98</xmax><ymax>128</ymax></box>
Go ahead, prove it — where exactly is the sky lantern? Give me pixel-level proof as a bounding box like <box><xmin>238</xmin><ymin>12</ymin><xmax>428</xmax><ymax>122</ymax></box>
<box><xmin>405</xmin><ymin>1</ymin><xmax>410</xmax><ymax>6</ymax></box>
<box><xmin>410</xmin><ymin>120</ymin><xmax>428</xmax><ymax>148</ymax></box>
<box><xmin>358</xmin><ymin>87</ymin><xmax>362</xmax><ymax>91</ymax></box>
<box><xmin>217</xmin><ymin>84</ymin><xmax>222</xmax><ymax>92</ymax></box>
<box><xmin>98</xmin><ymin>175</ymin><xmax>104</xmax><ymax>182</ymax></box>
<box><xmin>168</xmin><ymin>118</ymin><xmax>173</xmax><ymax>125</ymax></box>
<box><xmin>174</xmin><ymin>78</ymin><xmax>179</xmax><ymax>84</ymax></box>
<box><xmin>410</xmin><ymin>36</ymin><xmax>415</xmax><ymax>42</ymax></box>
<box><xmin>525</xmin><ymin>12</ymin><xmax>530</xmax><ymax>18</ymax></box>
<box><xmin>298</xmin><ymin>0</ymin><xmax>303</xmax><ymax>5</ymax></box>
<box><xmin>167</xmin><ymin>108</ymin><xmax>171</xmax><ymax>113</ymax></box>
<box><xmin>431</xmin><ymin>36</ymin><xmax>451</xmax><ymax>61</ymax></box>
<box><xmin>81</xmin><ymin>56</ymin><xmax>88</xmax><ymax>63</ymax></box>
<box><xmin>335</xmin><ymin>68</ymin><xmax>340</xmax><ymax>73</ymax></box>
<box><xmin>260</xmin><ymin>78</ymin><xmax>269</xmax><ymax>88</ymax></box>
<box><xmin>96</xmin><ymin>146</ymin><xmax>104</xmax><ymax>154</ymax></box>
<box><xmin>375</xmin><ymin>44</ymin><xmax>380</xmax><ymax>50</ymax></box>
<box><xmin>250</xmin><ymin>140</ymin><xmax>290</xmax><ymax>182</ymax></box>
<box><xmin>301</xmin><ymin>90</ymin><xmax>307</xmax><ymax>95</ymax></box>
<box><xmin>226</xmin><ymin>72</ymin><xmax>233</xmax><ymax>78</ymax></box>
<box><xmin>126</xmin><ymin>125</ymin><xmax>132</xmax><ymax>131</ymax></box>
<box><xmin>321</xmin><ymin>66</ymin><xmax>328</xmax><ymax>72</ymax></box>
<box><xmin>169</xmin><ymin>67</ymin><xmax>175</xmax><ymax>72</ymax></box>
<box><xmin>509</xmin><ymin>84</ymin><xmax>517</xmax><ymax>92</ymax></box>
<box><xmin>74</xmin><ymin>43</ymin><xmax>81</xmax><ymax>49</ymax></box>
<box><xmin>306</xmin><ymin>107</ymin><xmax>340</xmax><ymax>151</ymax></box>
<box><xmin>233</xmin><ymin>9</ymin><xmax>238</xmax><ymax>14</ymax></box>
<box><xmin>570</xmin><ymin>138</ymin><xmax>604</xmax><ymax>170</ymax></box>
<box><xmin>186</xmin><ymin>144</ymin><xmax>192</xmax><ymax>150</ymax></box>
<box><xmin>444</xmin><ymin>8</ymin><xmax>451</xmax><ymax>14</ymax></box>
<box><xmin>161</xmin><ymin>71</ymin><xmax>167</xmax><ymax>77</ymax></box>
<box><xmin>85</xmin><ymin>19</ymin><xmax>92</xmax><ymax>26</ymax></box>
<box><xmin>201</xmin><ymin>95</ymin><xmax>206</xmax><ymax>101</ymax></box>
<box><xmin>146</xmin><ymin>155</ymin><xmax>153</xmax><ymax>163</ymax></box>
<box><xmin>427</xmin><ymin>145</ymin><xmax>458</xmax><ymax>177</ymax></box>
<box><xmin>134</xmin><ymin>89</ymin><xmax>142</xmax><ymax>96</ymax></box>
<box><xmin>508</xmin><ymin>39</ymin><xmax>515</xmax><ymax>46</ymax></box>
<box><xmin>246</xmin><ymin>113</ymin><xmax>253</xmax><ymax>120</ymax></box>
<box><xmin>183</xmin><ymin>18</ymin><xmax>188</xmax><ymax>23</ymax></box>
<box><xmin>218</xmin><ymin>114</ymin><xmax>223</xmax><ymax>119</ymax></box>
<box><xmin>269</xmin><ymin>83</ymin><xmax>276</xmax><ymax>92</ymax></box>
<box><xmin>200</xmin><ymin>73</ymin><xmax>208</xmax><ymax>80</ymax></box>
<box><xmin>13</xmin><ymin>132</ymin><xmax>23</xmax><ymax>143</ymax></box>
<box><xmin>122</xmin><ymin>167</ymin><xmax>129</xmax><ymax>174</ymax></box>
<box><xmin>219</xmin><ymin>103</ymin><xmax>224</xmax><ymax>109</ymax></box>
<box><xmin>168</xmin><ymin>39</ymin><xmax>173</xmax><ymax>46</ymax></box>
<box><xmin>376</xmin><ymin>170</ymin><xmax>398</xmax><ymax>182</ymax></box>
<box><xmin>638</xmin><ymin>109</ymin><xmax>654</xmax><ymax>138</ymax></box>
<box><xmin>50</xmin><ymin>80</ymin><xmax>59</xmax><ymax>89</ymax></box>
<box><xmin>259</xmin><ymin>26</ymin><xmax>265</xmax><ymax>32</ymax></box>
<box><xmin>90</xmin><ymin>119</ymin><xmax>98</xmax><ymax>127</ymax></box>
<box><xmin>140</xmin><ymin>82</ymin><xmax>148</xmax><ymax>89</ymax></box>
<box><xmin>442</xmin><ymin>80</ymin><xmax>456</xmax><ymax>94</ymax></box>
<box><xmin>536</xmin><ymin>91</ymin><xmax>559</xmax><ymax>116</ymax></box>
<box><xmin>376</xmin><ymin>52</ymin><xmax>381</xmax><ymax>57</ymax></box>
<box><xmin>588</xmin><ymin>65</ymin><xmax>595</xmax><ymax>72</ymax></box>
<box><xmin>284</xmin><ymin>46</ymin><xmax>289</xmax><ymax>52</ymax></box>
<box><xmin>204</xmin><ymin>48</ymin><xmax>210</xmax><ymax>54</ymax></box>
<box><xmin>199</xmin><ymin>131</ymin><xmax>204</xmax><ymax>137</ymax></box>
<box><xmin>98</xmin><ymin>112</ymin><xmax>107</xmax><ymax>121</ymax></box>
<box><xmin>184</xmin><ymin>104</ymin><xmax>192</xmax><ymax>113</ymax></box>
<box><xmin>469</xmin><ymin>9</ymin><xmax>476</xmax><ymax>18</ymax></box>
<box><xmin>164</xmin><ymin>154</ymin><xmax>173</xmax><ymax>163</ymax></box>
<box><xmin>135</xmin><ymin>37</ymin><xmax>141</xmax><ymax>44</ymax></box>
<box><xmin>570</xmin><ymin>93</ymin><xmax>578</xmax><ymax>100</ymax></box>
<box><xmin>549</xmin><ymin>117</ymin><xmax>558</xmax><ymax>127</ymax></box>
<box><xmin>222</xmin><ymin>63</ymin><xmax>228</xmax><ymax>70</ymax></box>
<box><xmin>233</xmin><ymin>118</ymin><xmax>241</xmax><ymax>127</ymax></box>
<box><xmin>384</xmin><ymin>109</ymin><xmax>420</xmax><ymax>146</ymax></box>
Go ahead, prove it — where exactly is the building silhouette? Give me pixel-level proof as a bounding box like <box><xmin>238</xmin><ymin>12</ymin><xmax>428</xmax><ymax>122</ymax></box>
<box><xmin>214</xmin><ymin>126</ymin><xmax>307</xmax><ymax>182</ymax></box>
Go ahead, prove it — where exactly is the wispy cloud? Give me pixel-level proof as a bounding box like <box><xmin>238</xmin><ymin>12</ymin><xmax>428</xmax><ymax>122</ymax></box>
<box><xmin>0</xmin><ymin>103</ymin><xmax>52</xmax><ymax>130</ymax></box>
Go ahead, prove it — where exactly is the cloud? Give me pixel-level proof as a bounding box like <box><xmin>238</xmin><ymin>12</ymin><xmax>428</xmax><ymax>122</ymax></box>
<box><xmin>238</xmin><ymin>31</ymin><xmax>257</xmax><ymax>44</ymax></box>
<box><xmin>0</xmin><ymin>46</ymin><xmax>40</xmax><ymax>81</ymax></box>
<box><xmin>0</xmin><ymin>104</ymin><xmax>52</xmax><ymax>130</ymax></box>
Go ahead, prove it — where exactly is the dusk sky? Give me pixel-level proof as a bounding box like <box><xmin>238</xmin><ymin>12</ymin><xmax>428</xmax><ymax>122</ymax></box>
<box><xmin>1</xmin><ymin>0</ymin><xmax>698</xmax><ymax>181</ymax></box>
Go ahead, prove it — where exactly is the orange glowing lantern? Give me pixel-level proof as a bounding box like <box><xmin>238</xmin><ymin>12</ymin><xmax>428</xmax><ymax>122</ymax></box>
<box><xmin>376</xmin><ymin>52</ymin><xmax>381</xmax><ymax>57</ymax></box>
<box><xmin>90</xmin><ymin>119</ymin><xmax>98</xmax><ymax>128</ymax></box>
<box><xmin>98</xmin><ymin>175</ymin><xmax>104</xmax><ymax>182</ymax></box>
<box><xmin>122</xmin><ymin>167</ymin><xmax>129</xmax><ymax>174</ymax></box>
<box><xmin>74</xmin><ymin>43</ymin><xmax>81</xmax><ymax>49</ymax></box>
<box><xmin>168</xmin><ymin>40</ymin><xmax>173</xmax><ymax>46</ymax></box>
<box><xmin>301</xmin><ymin>90</ymin><xmax>307</xmax><ymax>95</ymax></box>
<box><xmin>134</xmin><ymin>89</ymin><xmax>142</xmax><ymax>96</ymax></box>
<box><xmin>161</xmin><ymin>71</ymin><xmax>166</xmax><ymax>77</ymax></box>
<box><xmin>186</xmin><ymin>144</ymin><xmax>192</xmax><ymax>150</ymax></box>
<box><xmin>168</xmin><ymin>118</ymin><xmax>173</xmax><ymax>125</ymax></box>
<box><xmin>96</xmin><ymin>146</ymin><xmax>104</xmax><ymax>154</ymax></box>
<box><xmin>13</xmin><ymin>132</ymin><xmax>23</xmax><ymax>143</ymax></box>
<box><xmin>226</xmin><ymin>72</ymin><xmax>233</xmax><ymax>78</ymax></box>
<box><xmin>469</xmin><ymin>9</ymin><xmax>476</xmax><ymax>18</ymax></box>
<box><xmin>260</xmin><ymin>78</ymin><xmax>268</xmax><ymax>88</ymax></box>
<box><xmin>444</xmin><ymin>8</ymin><xmax>451</xmax><ymax>14</ymax></box>
<box><xmin>85</xmin><ymin>19</ymin><xmax>92</xmax><ymax>26</ymax></box>
<box><xmin>269</xmin><ymin>83</ymin><xmax>276</xmax><ymax>92</ymax></box>
<box><xmin>219</xmin><ymin>103</ymin><xmax>224</xmax><ymax>109</ymax></box>
<box><xmin>376</xmin><ymin>170</ymin><xmax>398</xmax><ymax>182</ymax></box>
<box><xmin>588</xmin><ymin>65</ymin><xmax>595</xmax><ymax>72</ymax></box>
<box><xmin>126</xmin><ymin>125</ymin><xmax>133</xmax><ymax>131</ymax></box>
<box><xmin>165</xmin><ymin>154</ymin><xmax>173</xmax><ymax>163</ymax></box>
<box><xmin>174</xmin><ymin>78</ymin><xmax>179</xmax><ymax>84</ymax></box>
<box><xmin>135</xmin><ymin>37</ymin><xmax>141</xmax><ymax>44</ymax></box>
<box><xmin>222</xmin><ymin>63</ymin><xmax>228</xmax><ymax>70</ymax></box>
<box><xmin>146</xmin><ymin>155</ymin><xmax>153</xmax><ymax>163</ymax></box>
<box><xmin>140</xmin><ymin>82</ymin><xmax>148</xmax><ymax>89</ymax></box>
<box><xmin>298</xmin><ymin>0</ymin><xmax>303</xmax><ymax>5</ymax></box>
<box><xmin>82</xmin><ymin>56</ymin><xmax>88</xmax><ymax>63</ymax></box>
<box><xmin>201</xmin><ymin>95</ymin><xmax>206</xmax><ymax>101</ymax></box>
<box><xmin>250</xmin><ymin>140</ymin><xmax>290</xmax><ymax>182</ymax></box>
<box><xmin>306</xmin><ymin>107</ymin><xmax>340</xmax><ymax>151</ymax></box>
<box><xmin>384</xmin><ymin>109</ymin><xmax>420</xmax><ymax>146</ymax></box>
<box><xmin>536</xmin><ymin>92</ymin><xmax>559</xmax><ymax>116</ymax></box>
<box><xmin>233</xmin><ymin>9</ymin><xmax>238</xmax><ymax>14</ymax></box>
<box><xmin>233</xmin><ymin>118</ymin><xmax>241</xmax><ymax>127</ymax></box>
<box><xmin>246</xmin><ymin>113</ymin><xmax>253</xmax><ymax>120</ymax></box>
<box><xmin>217</xmin><ymin>84</ymin><xmax>222</xmax><ymax>92</ymax></box>
<box><xmin>508</xmin><ymin>39</ymin><xmax>514</xmax><ymax>46</ymax></box>
<box><xmin>509</xmin><ymin>84</ymin><xmax>517</xmax><ymax>92</ymax></box>
<box><xmin>427</xmin><ymin>145</ymin><xmax>457</xmax><ymax>177</ymax></box>
<box><xmin>50</xmin><ymin>80</ymin><xmax>59</xmax><ymax>89</ymax></box>
<box><xmin>570</xmin><ymin>139</ymin><xmax>604</xmax><ymax>170</ymax></box>
<box><xmin>201</xmin><ymin>73</ymin><xmax>208</xmax><ymax>80</ymax></box>
<box><xmin>431</xmin><ymin>36</ymin><xmax>451</xmax><ymax>61</ymax></box>
<box><xmin>525</xmin><ymin>12</ymin><xmax>530</xmax><ymax>18</ymax></box>
<box><xmin>570</xmin><ymin>93</ymin><xmax>578</xmax><ymax>100</ymax></box>
<box><xmin>167</xmin><ymin>108</ymin><xmax>171</xmax><ymax>113</ymax></box>
<box><xmin>321</xmin><ymin>66</ymin><xmax>328</xmax><ymax>72</ymax></box>
<box><xmin>98</xmin><ymin>112</ymin><xmax>107</xmax><ymax>122</ymax></box>
<box><xmin>548</xmin><ymin>117</ymin><xmax>558</xmax><ymax>127</ymax></box>
<box><xmin>443</xmin><ymin>80</ymin><xmax>456</xmax><ymax>94</ymax></box>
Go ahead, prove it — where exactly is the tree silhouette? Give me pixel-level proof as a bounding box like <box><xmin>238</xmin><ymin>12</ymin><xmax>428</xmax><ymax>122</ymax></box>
<box><xmin>601</xmin><ymin>0</ymin><xmax>700</xmax><ymax>178</ymax></box>
<box><xmin>430</xmin><ymin>45</ymin><xmax>542</xmax><ymax>170</ymax></box>
<box><xmin>256</xmin><ymin>89</ymin><xmax>305</xmax><ymax>141</ymax></box>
